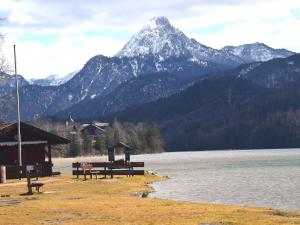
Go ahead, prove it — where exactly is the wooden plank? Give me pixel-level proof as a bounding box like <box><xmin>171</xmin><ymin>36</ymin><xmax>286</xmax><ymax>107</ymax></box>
<box><xmin>107</xmin><ymin>165</ymin><xmax>132</xmax><ymax>169</ymax></box>
<box><xmin>72</xmin><ymin>162</ymin><xmax>144</xmax><ymax>168</ymax></box>
<box><xmin>72</xmin><ymin>170</ymin><xmax>144</xmax><ymax>176</ymax></box>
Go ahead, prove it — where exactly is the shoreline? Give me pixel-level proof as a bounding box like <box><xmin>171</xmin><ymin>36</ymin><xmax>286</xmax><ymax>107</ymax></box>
<box><xmin>147</xmin><ymin>173</ymin><xmax>300</xmax><ymax>212</ymax></box>
<box><xmin>52</xmin><ymin>150</ymin><xmax>300</xmax><ymax>212</ymax></box>
<box><xmin>0</xmin><ymin>174</ymin><xmax>299</xmax><ymax>224</ymax></box>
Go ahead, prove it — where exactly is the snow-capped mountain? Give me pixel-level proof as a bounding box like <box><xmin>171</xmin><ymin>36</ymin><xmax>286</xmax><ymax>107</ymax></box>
<box><xmin>117</xmin><ymin>17</ymin><xmax>243</xmax><ymax>66</ymax></box>
<box><xmin>222</xmin><ymin>42</ymin><xmax>295</xmax><ymax>63</ymax></box>
<box><xmin>0</xmin><ymin>17</ymin><xmax>297</xmax><ymax>121</ymax></box>
<box><xmin>29</xmin><ymin>70</ymin><xmax>78</xmax><ymax>86</ymax></box>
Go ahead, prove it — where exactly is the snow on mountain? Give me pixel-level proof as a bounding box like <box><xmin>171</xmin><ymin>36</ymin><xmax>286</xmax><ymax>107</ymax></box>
<box><xmin>222</xmin><ymin>42</ymin><xmax>295</xmax><ymax>63</ymax></box>
<box><xmin>55</xmin><ymin>70</ymin><xmax>79</xmax><ymax>85</ymax></box>
<box><xmin>0</xmin><ymin>72</ymin><xmax>28</xmax><ymax>98</ymax></box>
<box><xmin>116</xmin><ymin>17</ymin><xmax>191</xmax><ymax>58</ymax></box>
<box><xmin>0</xmin><ymin>16</ymin><xmax>297</xmax><ymax>121</ymax></box>
<box><xmin>29</xmin><ymin>74</ymin><xmax>60</xmax><ymax>86</ymax></box>
<box><xmin>116</xmin><ymin>17</ymin><xmax>244</xmax><ymax>66</ymax></box>
<box><xmin>29</xmin><ymin>70</ymin><xmax>79</xmax><ymax>86</ymax></box>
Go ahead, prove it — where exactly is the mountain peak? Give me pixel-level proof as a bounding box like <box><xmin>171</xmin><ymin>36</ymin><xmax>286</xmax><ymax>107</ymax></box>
<box><xmin>115</xmin><ymin>16</ymin><xmax>187</xmax><ymax>58</ymax></box>
<box><xmin>148</xmin><ymin>16</ymin><xmax>171</xmax><ymax>28</ymax></box>
<box><xmin>115</xmin><ymin>16</ymin><xmax>245</xmax><ymax>65</ymax></box>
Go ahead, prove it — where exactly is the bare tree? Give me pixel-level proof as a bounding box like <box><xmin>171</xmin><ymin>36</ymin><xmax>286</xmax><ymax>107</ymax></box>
<box><xmin>0</xmin><ymin>17</ymin><xmax>9</xmax><ymax>73</ymax></box>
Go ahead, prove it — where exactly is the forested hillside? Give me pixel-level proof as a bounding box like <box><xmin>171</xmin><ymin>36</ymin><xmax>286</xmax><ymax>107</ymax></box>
<box><xmin>100</xmin><ymin>76</ymin><xmax>300</xmax><ymax>151</ymax></box>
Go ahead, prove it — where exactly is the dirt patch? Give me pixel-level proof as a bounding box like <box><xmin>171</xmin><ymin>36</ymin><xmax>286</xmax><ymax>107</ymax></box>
<box><xmin>270</xmin><ymin>210</ymin><xmax>300</xmax><ymax>218</ymax></box>
<box><xmin>0</xmin><ymin>199</ymin><xmax>23</xmax><ymax>207</ymax></box>
<box><xmin>40</xmin><ymin>212</ymin><xmax>82</xmax><ymax>224</ymax></box>
<box><xmin>62</xmin><ymin>196</ymin><xmax>85</xmax><ymax>200</ymax></box>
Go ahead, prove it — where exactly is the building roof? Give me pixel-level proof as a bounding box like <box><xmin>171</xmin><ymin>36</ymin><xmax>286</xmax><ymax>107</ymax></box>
<box><xmin>81</xmin><ymin>124</ymin><xmax>105</xmax><ymax>133</ymax></box>
<box><xmin>0</xmin><ymin>122</ymin><xmax>70</xmax><ymax>145</ymax></box>
<box><xmin>0</xmin><ymin>122</ymin><xmax>12</xmax><ymax>129</ymax></box>
<box><xmin>92</xmin><ymin>121</ymin><xmax>109</xmax><ymax>127</ymax></box>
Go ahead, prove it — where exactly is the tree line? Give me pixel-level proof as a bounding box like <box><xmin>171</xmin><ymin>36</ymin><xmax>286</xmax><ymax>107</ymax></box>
<box><xmin>32</xmin><ymin>119</ymin><xmax>164</xmax><ymax>157</ymax></box>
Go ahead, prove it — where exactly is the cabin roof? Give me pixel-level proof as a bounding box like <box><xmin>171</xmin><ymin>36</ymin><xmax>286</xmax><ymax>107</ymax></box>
<box><xmin>81</xmin><ymin>124</ymin><xmax>105</xmax><ymax>133</ymax></box>
<box><xmin>0</xmin><ymin>122</ymin><xmax>12</xmax><ymax>129</ymax></box>
<box><xmin>0</xmin><ymin>122</ymin><xmax>70</xmax><ymax>145</ymax></box>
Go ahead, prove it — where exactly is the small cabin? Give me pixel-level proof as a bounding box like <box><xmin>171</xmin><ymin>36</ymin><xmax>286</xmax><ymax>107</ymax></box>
<box><xmin>0</xmin><ymin>122</ymin><xmax>69</xmax><ymax>178</ymax></box>
<box><xmin>80</xmin><ymin>122</ymin><xmax>108</xmax><ymax>138</ymax></box>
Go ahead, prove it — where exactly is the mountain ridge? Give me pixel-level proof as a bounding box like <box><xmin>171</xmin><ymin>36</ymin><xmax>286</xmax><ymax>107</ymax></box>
<box><xmin>0</xmin><ymin>16</ymin><xmax>297</xmax><ymax>121</ymax></box>
<box><xmin>28</xmin><ymin>70</ymin><xmax>79</xmax><ymax>86</ymax></box>
<box><xmin>52</xmin><ymin>54</ymin><xmax>300</xmax><ymax>121</ymax></box>
<box><xmin>94</xmin><ymin>55</ymin><xmax>300</xmax><ymax>150</ymax></box>
<box><xmin>222</xmin><ymin>42</ymin><xmax>294</xmax><ymax>63</ymax></box>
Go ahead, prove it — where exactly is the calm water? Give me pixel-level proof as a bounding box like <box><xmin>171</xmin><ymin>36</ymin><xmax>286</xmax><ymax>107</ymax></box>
<box><xmin>53</xmin><ymin>149</ymin><xmax>300</xmax><ymax>210</ymax></box>
<box><xmin>131</xmin><ymin>149</ymin><xmax>300</xmax><ymax>210</ymax></box>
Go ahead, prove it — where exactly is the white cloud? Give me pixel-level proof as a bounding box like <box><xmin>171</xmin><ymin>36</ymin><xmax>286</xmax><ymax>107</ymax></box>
<box><xmin>181</xmin><ymin>0</ymin><xmax>300</xmax><ymax>50</ymax></box>
<box><xmin>8</xmin><ymin>11</ymin><xmax>39</xmax><ymax>25</ymax></box>
<box><xmin>1</xmin><ymin>0</ymin><xmax>300</xmax><ymax>78</ymax></box>
<box><xmin>3</xmin><ymin>34</ymin><xmax>125</xmax><ymax>78</ymax></box>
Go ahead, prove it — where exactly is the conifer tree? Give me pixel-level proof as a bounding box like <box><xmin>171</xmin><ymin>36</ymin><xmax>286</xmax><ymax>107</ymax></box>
<box><xmin>82</xmin><ymin>131</ymin><xmax>93</xmax><ymax>155</ymax></box>
<box><xmin>69</xmin><ymin>132</ymin><xmax>81</xmax><ymax>157</ymax></box>
<box><xmin>94</xmin><ymin>135</ymin><xmax>106</xmax><ymax>155</ymax></box>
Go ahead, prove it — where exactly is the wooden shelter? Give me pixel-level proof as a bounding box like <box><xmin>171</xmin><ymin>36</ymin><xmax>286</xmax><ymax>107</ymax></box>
<box><xmin>108</xmin><ymin>142</ymin><xmax>133</xmax><ymax>162</ymax></box>
<box><xmin>0</xmin><ymin>122</ymin><xmax>69</xmax><ymax>178</ymax></box>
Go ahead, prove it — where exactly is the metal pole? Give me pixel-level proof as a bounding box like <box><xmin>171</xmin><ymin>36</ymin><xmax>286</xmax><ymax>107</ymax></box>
<box><xmin>14</xmin><ymin>45</ymin><xmax>22</xmax><ymax>179</ymax></box>
<box><xmin>0</xmin><ymin>165</ymin><xmax>6</xmax><ymax>184</ymax></box>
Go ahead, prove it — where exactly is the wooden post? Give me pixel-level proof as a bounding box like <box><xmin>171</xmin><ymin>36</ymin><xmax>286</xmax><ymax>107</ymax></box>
<box><xmin>0</xmin><ymin>165</ymin><xmax>6</xmax><ymax>184</ymax></box>
<box><xmin>76</xmin><ymin>162</ymin><xmax>79</xmax><ymax>179</ymax></box>
<box><xmin>110</xmin><ymin>162</ymin><xmax>113</xmax><ymax>179</ymax></box>
<box><xmin>26</xmin><ymin>172</ymin><xmax>33</xmax><ymax>195</ymax></box>
<box><xmin>48</xmin><ymin>145</ymin><xmax>52</xmax><ymax>175</ymax></box>
<box><xmin>83</xmin><ymin>169</ymin><xmax>87</xmax><ymax>180</ymax></box>
<box><xmin>35</xmin><ymin>163</ymin><xmax>39</xmax><ymax>181</ymax></box>
<box><xmin>48</xmin><ymin>145</ymin><xmax>52</xmax><ymax>163</ymax></box>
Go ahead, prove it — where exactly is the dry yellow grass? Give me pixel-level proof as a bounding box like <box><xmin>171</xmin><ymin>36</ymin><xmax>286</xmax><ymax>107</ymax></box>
<box><xmin>0</xmin><ymin>174</ymin><xmax>299</xmax><ymax>225</ymax></box>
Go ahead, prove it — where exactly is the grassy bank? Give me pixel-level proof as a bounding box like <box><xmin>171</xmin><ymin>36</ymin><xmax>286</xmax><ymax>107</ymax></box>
<box><xmin>0</xmin><ymin>174</ymin><xmax>299</xmax><ymax>225</ymax></box>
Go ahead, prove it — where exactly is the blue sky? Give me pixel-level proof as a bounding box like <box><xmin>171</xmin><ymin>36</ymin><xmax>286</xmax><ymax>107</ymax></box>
<box><xmin>1</xmin><ymin>0</ymin><xmax>300</xmax><ymax>78</ymax></box>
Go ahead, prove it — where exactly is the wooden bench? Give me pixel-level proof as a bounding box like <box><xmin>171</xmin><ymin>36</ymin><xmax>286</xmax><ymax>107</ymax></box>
<box><xmin>72</xmin><ymin>161</ymin><xmax>144</xmax><ymax>179</ymax></box>
<box><xmin>107</xmin><ymin>162</ymin><xmax>134</xmax><ymax>178</ymax></box>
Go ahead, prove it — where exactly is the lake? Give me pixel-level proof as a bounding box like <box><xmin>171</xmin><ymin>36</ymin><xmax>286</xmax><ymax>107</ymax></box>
<box><xmin>53</xmin><ymin>149</ymin><xmax>300</xmax><ymax>210</ymax></box>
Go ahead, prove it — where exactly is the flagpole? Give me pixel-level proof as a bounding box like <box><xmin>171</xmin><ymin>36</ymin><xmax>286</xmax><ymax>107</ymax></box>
<box><xmin>14</xmin><ymin>45</ymin><xmax>22</xmax><ymax>179</ymax></box>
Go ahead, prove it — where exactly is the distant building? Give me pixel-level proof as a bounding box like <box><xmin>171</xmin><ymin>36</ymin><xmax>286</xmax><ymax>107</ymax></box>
<box><xmin>0</xmin><ymin>121</ymin><xmax>69</xmax><ymax>178</ymax></box>
<box><xmin>80</xmin><ymin>121</ymin><xmax>109</xmax><ymax>139</ymax></box>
